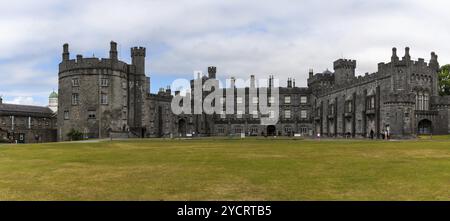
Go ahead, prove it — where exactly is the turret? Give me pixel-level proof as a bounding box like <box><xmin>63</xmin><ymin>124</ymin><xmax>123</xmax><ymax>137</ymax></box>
<box><xmin>62</xmin><ymin>43</ymin><xmax>69</xmax><ymax>61</ymax></box>
<box><xmin>109</xmin><ymin>41</ymin><xmax>118</xmax><ymax>61</ymax></box>
<box><xmin>429</xmin><ymin>51</ymin><xmax>439</xmax><ymax>71</ymax></box>
<box><xmin>308</xmin><ymin>69</ymin><xmax>313</xmax><ymax>78</ymax></box>
<box><xmin>131</xmin><ymin>47</ymin><xmax>146</xmax><ymax>75</ymax></box>
<box><xmin>333</xmin><ymin>59</ymin><xmax>356</xmax><ymax>85</ymax></box>
<box><xmin>208</xmin><ymin>66</ymin><xmax>216</xmax><ymax>79</ymax></box>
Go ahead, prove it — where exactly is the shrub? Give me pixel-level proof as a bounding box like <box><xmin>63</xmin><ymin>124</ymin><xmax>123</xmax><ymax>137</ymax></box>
<box><xmin>67</xmin><ymin>129</ymin><xmax>84</xmax><ymax>141</ymax></box>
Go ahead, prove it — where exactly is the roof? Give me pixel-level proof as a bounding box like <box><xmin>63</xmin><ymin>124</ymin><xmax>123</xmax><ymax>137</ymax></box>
<box><xmin>0</xmin><ymin>103</ymin><xmax>55</xmax><ymax>117</ymax></box>
<box><xmin>49</xmin><ymin>91</ymin><xmax>58</xmax><ymax>98</ymax></box>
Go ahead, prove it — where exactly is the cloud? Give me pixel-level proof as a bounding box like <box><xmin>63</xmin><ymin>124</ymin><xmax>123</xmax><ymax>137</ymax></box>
<box><xmin>4</xmin><ymin>96</ymin><xmax>40</xmax><ymax>106</ymax></box>
<box><xmin>1</xmin><ymin>0</ymin><xmax>450</xmax><ymax>105</ymax></box>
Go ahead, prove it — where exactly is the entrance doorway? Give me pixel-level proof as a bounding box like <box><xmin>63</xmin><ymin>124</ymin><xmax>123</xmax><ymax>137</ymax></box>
<box><xmin>418</xmin><ymin>119</ymin><xmax>432</xmax><ymax>135</ymax></box>
<box><xmin>267</xmin><ymin>125</ymin><xmax>276</xmax><ymax>136</ymax></box>
<box><xmin>178</xmin><ymin>119</ymin><xmax>187</xmax><ymax>137</ymax></box>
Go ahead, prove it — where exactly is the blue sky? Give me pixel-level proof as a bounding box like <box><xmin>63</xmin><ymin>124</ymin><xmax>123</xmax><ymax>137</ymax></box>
<box><xmin>1</xmin><ymin>0</ymin><xmax>450</xmax><ymax>106</ymax></box>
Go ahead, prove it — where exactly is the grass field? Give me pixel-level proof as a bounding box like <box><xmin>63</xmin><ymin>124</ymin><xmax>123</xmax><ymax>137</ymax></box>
<box><xmin>0</xmin><ymin>138</ymin><xmax>449</xmax><ymax>200</ymax></box>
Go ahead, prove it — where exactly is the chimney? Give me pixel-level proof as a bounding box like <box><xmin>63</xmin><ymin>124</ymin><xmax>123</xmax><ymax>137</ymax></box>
<box><xmin>76</xmin><ymin>54</ymin><xmax>83</xmax><ymax>62</ymax></box>
<box><xmin>62</xmin><ymin>43</ymin><xmax>69</xmax><ymax>61</ymax></box>
<box><xmin>403</xmin><ymin>47</ymin><xmax>411</xmax><ymax>61</ymax></box>
<box><xmin>250</xmin><ymin>75</ymin><xmax>255</xmax><ymax>88</ymax></box>
<box><xmin>308</xmin><ymin>69</ymin><xmax>314</xmax><ymax>78</ymax></box>
<box><xmin>293</xmin><ymin>79</ymin><xmax>296</xmax><ymax>88</ymax></box>
<box><xmin>110</xmin><ymin>41</ymin><xmax>118</xmax><ymax>60</ymax></box>
<box><xmin>268</xmin><ymin>75</ymin><xmax>273</xmax><ymax>88</ymax></box>
<box><xmin>0</xmin><ymin>96</ymin><xmax>2</xmax><ymax>104</ymax></box>
<box><xmin>391</xmin><ymin>47</ymin><xmax>399</xmax><ymax>62</ymax></box>
<box><xmin>231</xmin><ymin>77</ymin><xmax>236</xmax><ymax>88</ymax></box>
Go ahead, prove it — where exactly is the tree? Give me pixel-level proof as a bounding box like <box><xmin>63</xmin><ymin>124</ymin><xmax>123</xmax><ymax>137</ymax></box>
<box><xmin>438</xmin><ymin>64</ymin><xmax>450</xmax><ymax>96</ymax></box>
<box><xmin>67</xmin><ymin>129</ymin><xmax>84</xmax><ymax>141</ymax></box>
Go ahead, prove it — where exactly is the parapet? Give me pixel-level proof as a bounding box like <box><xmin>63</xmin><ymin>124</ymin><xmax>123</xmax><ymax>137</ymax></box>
<box><xmin>131</xmin><ymin>47</ymin><xmax>146</xmax><ymax>57</ymax></box>
<box><xmin>333</xmin><ymin>59</ymin><xmax>356</xmax><ymax>69</ymax></box>
<box><xmin>59</xmin><ymin>57</ymin><xmax>129</xmax><ymax>74</ymax></box>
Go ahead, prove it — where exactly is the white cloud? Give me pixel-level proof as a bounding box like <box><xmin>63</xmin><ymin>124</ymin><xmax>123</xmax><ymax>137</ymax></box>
<box><xmin>4</xmin><ymin>96</ymin><xmax>40</xmax><ymax>106</ymax></box>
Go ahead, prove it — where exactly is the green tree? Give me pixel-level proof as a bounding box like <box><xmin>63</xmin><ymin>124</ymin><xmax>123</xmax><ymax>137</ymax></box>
<box><xmin>67</xmin><ymin>129</ymin><xmax>84</xmax><ymax>141</ymax></box>
<box><xmin>438</xmin><ymin>64</ymin><xmax>450</xmax><ymax>96</ymax></box>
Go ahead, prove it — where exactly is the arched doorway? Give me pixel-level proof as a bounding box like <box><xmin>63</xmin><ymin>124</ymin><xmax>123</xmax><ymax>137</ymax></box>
<box><xmin>178</xmin><ymin>119</ymin><xmax>186</xmax><ymax>137</ymax></box>
<box><xmin>267</xmin><ymin>125</ymin><xmax>276</xmax><ymax>136</ymax></box>
<box><xmin>418</xmin><ymin>119</ymin><xmax>432</xmax><ymax>135</ymax></box>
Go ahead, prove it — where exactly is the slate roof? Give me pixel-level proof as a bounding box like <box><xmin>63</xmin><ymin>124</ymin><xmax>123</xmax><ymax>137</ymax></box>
<box><xmin>0</xmin><ymin>103</ymin><xmax>55</xmax><ymax>117</ymax></box>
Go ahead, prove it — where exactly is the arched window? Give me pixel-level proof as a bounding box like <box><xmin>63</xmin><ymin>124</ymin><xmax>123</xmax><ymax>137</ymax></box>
<box><xmin>418</xmin><ymin>92</ymin><xmax>423</xmax><ymax>110</ymax></box>
<box><xmin>423</xmin><ymin>92</ymin><xmax>429</xmax><ymax>110</ymax></box>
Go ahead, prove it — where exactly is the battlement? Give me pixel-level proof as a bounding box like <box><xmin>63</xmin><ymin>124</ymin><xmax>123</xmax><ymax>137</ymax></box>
<box><xmin>208</xmin><ymin>66</ymin><xmax>217</xmax><ymax>79</ymax></box>
<box><xmin>59</xmin><ymin>57</ymin><xmax>130</xmax><ymax>74</ymax></box>
<box><xmin>131</xmin><ymin>47</ymin><xmax>146</xmax><ymax>57</ymax></box>
<box><xmin>333</xmin><ymin>59</ymin><xmax>356</xmax><ymax>69</ymax></box>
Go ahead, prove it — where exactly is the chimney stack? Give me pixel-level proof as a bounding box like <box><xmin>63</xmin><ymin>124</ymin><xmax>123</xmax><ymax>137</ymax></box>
<box><xmin>250</xmin><ymin>75</ymin><xmax>255</xmax><ymax>88</ymax></box>
<box><xmin>110</xmin><ymin>41</ymin><xmax>118</xmax><ymax>60</ymax></box>
<box><xmin>62</xmin><ymin>43</ymin><xmax>70</xmax><ymax>61</ymax></box>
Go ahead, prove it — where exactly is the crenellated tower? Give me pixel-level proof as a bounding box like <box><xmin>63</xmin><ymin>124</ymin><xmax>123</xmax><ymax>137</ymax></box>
<box><xmin>333</xmin><ymin>59</ymin><xmax>356</xmax><ymax>86</ymax></box>
<box><xmin>128</xmin><ymin>46</ymin><xmax>148</xmax><ymax>131</ymax></box>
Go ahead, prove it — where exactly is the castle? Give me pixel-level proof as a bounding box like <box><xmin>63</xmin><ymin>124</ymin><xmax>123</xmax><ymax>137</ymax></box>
<box><xmin>1</xmin><ymin>42</ymin><xmax>450</xmax><ymax>143</ymax></box>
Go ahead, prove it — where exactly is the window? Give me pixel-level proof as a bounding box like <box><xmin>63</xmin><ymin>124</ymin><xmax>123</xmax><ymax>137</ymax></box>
<box><xmin>285</xmin><ymin>110</ymin><xmax>291</xmax><ymax>119</ymax></box>
<box><xmin>236</xmin><ymin>110</ymin><xmax>243</xmax><ymax>118</ymax></box>
<box><xmin>269</xmin><ymin>110</ymin><xmax>275</xmax><ymax>119</ymax></box>
<box><xmin>101</xmin><ymin>93</ymin><xmax>108</xmax><ymax>105</ymax></box>
<box><xmin>237</xmin><ymin>97</ymin><xmax>243</xmax><ymax>104</ymax></box>
<box><xmin>269</xmin><ymin>97</ymin><xmax>275</xmax><ymax>104</ymax></box>
<box><xmin>220</xmin><ymin>112</ymin><xmax>226</xmax><ymax>119</ymax></box>
<box><xmin>284</xmin><ymin>127</ymin><xmax>292</xmax><ymax>133</ymax></box>
<box><xmin>101</xmin><ymin>78</ymin><xmax>109</xmax><ymax>87</ymax></box>
<box><xmin>329</xmin><ymin>104</ymin><xmax>335</xmax><ymax>115</ymax></box>
<box><xmin>252</xmin><ymin>97</ymin><xmax>258</xmax><ymax>104</ymax></box>
<box><xmin>218</xmin><ymin>127</ymin><xmax>225</xmax><ymax>134</ymax></box>
<box><xmin>88</xmin><ymin>110</ymin><xmax>96</xmax><ymax>119</ymax></box>
<box><xmin>301</xmin><ymin>110</ymin><xmax>307</xmax><ymax>119</ymax></box>
<box><xmin>252</xmin><ymin>110</ymin><xmax>258</xmax><ymax>118</ymax></box>
<box><xmin>300</xmin><ymin>96</ymin><xmax>307</xmax><ymax>104</ymax></box>
<box><xmin>284</xmin><ymin>96</ymin><xmax>291</xmax><ymax>104</ymax></box>
<box><xmin>72</xmin><ymin>78</ymin><xmax>80</xmax><ymax>87</ymax></box>
<box><xmin>301</xmin><ymin>127</ymin><xmax>308</xmax><ymax>134</ymax></box>
<box><xmin>235</xmin><ymin>127</ymin><xmax>242</xmax><ymax>134</ymax></box>
<box><xmin>72</xmin><ymin>93</ymin><xmax>79</xmax><ymax>105</ymax></box>
<box><xmin>250</xmin><ymin>127</ymin><xmax>258</xmax><ymax>134</ymax></box>
<box><xmin>423</xmin><ymin>92</ymin><xmax>429</xmax><ymax>110</ymax></box>
<box><xmin>346</xmin><ymin>101</ymin><xmax>353</xmax><ymax>113</ymax></box>
<box><xmin>64</xmin><ymin>111</ymin><xmax>69</xmax><ymax>120</ymax></box>
<box><xmin>367</xmin><ymin>96</ymin><xmax>375</xmax><ymax>110</ymax></box>
<box><xmin>122</xmin><ymin>110</ymin><xmax>127</xmax><ymax>120</ymax></box>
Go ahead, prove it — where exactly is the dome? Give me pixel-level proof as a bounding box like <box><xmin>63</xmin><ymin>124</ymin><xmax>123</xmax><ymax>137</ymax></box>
<box><xmin>49</xmin><ymin>91</ymin><xmax>58</xmax><ymax>99</ymax></box>
<box><xmin>323</xmin><ymin>69</ymin><xmax>333</xmax><ymax>75</ymax></box>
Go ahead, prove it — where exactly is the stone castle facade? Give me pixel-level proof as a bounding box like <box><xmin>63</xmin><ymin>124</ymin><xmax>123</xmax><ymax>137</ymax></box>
<box><xmin>2</xmin><ymin>42</ymin><xmax>450</xmax><ymax>143</ymax></box>
<box><xmin>56</xmin><ymin>42</ymin><xmax>450</xmax><ymax>140</ymax></box>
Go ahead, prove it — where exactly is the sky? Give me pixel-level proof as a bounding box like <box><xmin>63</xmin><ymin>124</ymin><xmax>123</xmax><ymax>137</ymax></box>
<box><xmin>1</xmin><ymin>0</ymin><xmax>450</xmax><ymax>106</ymax></box>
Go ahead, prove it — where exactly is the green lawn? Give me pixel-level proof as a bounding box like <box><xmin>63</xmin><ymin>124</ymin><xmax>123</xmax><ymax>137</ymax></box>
<box><xmin>0</xmin><ymin>138</ymin><xmax>449</xmax><ymax>200</ymax></box>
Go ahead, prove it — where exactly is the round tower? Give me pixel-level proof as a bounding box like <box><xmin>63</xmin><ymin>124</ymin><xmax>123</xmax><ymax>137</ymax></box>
<box><xmin>57</xmin><ymin>42</ymin><xmax>132</xmax><ymax>141</ymax></box>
